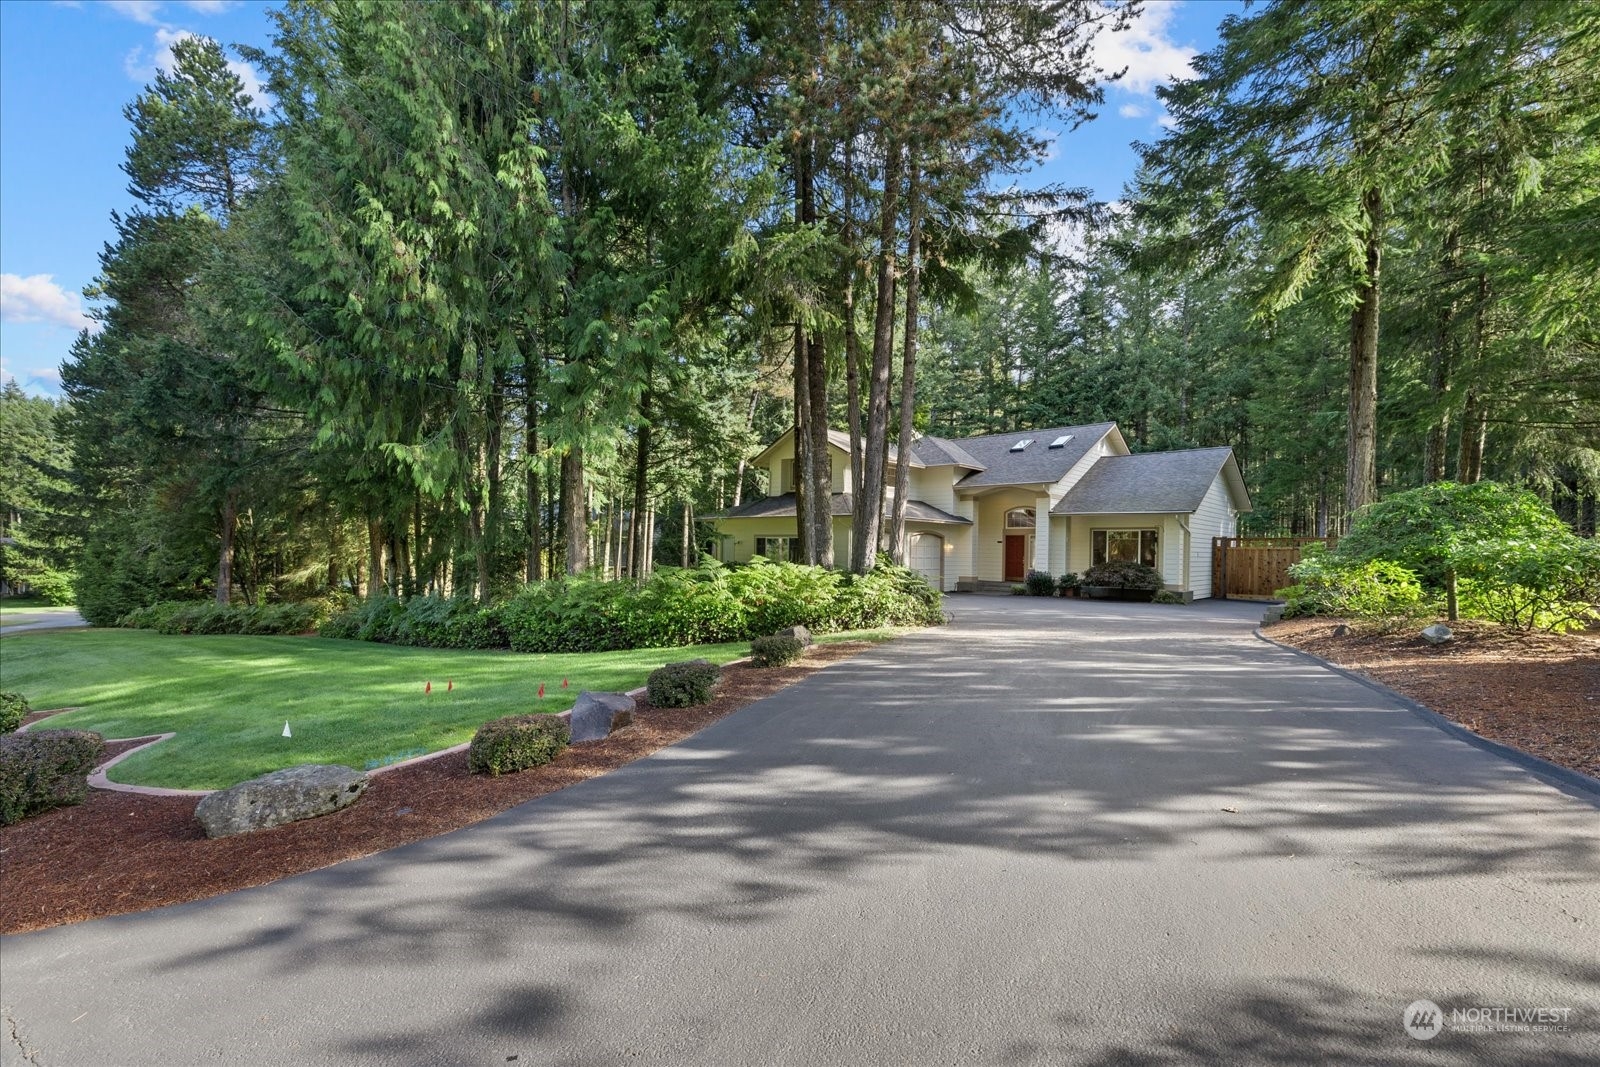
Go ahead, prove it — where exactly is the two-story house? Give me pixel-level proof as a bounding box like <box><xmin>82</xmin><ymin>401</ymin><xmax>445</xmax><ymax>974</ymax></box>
<box><xmin>711</xmin><ymin>421</ymin><xmax>1252</xmax><ymax>599</ymax></box>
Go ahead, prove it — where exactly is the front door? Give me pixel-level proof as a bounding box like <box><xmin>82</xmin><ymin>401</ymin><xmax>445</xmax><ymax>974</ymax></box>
<box><xmin>1004</xmin><ymin>535</ymin><xmax>1026</xmax><ymax>582</ymax></box>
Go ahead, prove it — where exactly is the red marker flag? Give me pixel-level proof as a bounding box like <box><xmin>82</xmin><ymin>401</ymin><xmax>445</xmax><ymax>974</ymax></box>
<box><xmin>538</xmin><ymin>682</ymin><xmax>545</xmax><ymax>699</ymax></box>
<box><xmin>562</xmin><ymin>678</ymin><xmax>569</xmax><ymax>689</ymax></box>
<box><xmin>447</xmin><ymin>679</ymin><xmax>453</xmax><ymax>692</ymax></box>
<box><xmin>425</xmin><ymin>681</ymin><xmax>432</xmax><ymax>695</ymax></box>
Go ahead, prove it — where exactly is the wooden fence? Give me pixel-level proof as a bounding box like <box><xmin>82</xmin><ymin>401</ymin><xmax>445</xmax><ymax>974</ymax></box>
<box><xmin>1211</xmin><ymin>536</ymin><xmax>1333</xmax><ymax>600</ymax></box>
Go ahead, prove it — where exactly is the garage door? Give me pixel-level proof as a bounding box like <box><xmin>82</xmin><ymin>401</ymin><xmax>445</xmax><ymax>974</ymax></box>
<box><xmin>909</xmin><ymin>533</ymin><xmax>944</xmax><ymax>590</ymax></box>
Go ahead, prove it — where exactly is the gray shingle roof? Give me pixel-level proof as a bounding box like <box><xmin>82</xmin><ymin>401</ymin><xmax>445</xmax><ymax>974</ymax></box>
<box><xmin>944</xmin><ymin>422</ymin><xmax>1119</xmax><ymax>488</ymax></box>
<box><xmin>1051</xmin><ymin>447</ymin><xmax>1237</xmax><ymax>515</ymax></box>
<box><xmin>909</xmin><ymin>435</ymin><xmax>986</xmax><ymax>471</ymax></box>
<box><xmin>710</xmin><ymin>493</ymin><xmax>969</xmax><ymax>525</ymax></box>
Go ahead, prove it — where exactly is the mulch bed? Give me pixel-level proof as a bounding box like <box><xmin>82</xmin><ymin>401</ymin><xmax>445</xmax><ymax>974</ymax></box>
<box><xmin>1266</xmin><ymin>618</ymin><xmax>1600</xmax><ymax>780</ymax></box>
<box><xmin>0</xmin><ymin>642</ymin><xmax>874</xmax><ymax>935</ymax></box>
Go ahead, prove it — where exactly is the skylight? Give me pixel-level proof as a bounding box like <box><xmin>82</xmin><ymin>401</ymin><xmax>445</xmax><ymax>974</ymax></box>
<box><xmin>1048</xmin><ymin>434</ymin><xmax>1074</xmax><ymax>449</ymax></box>
<box><xmin>1009</xmin><ymin>439</ymin><xmax>1034</xmax><ymax>452</ymax></box>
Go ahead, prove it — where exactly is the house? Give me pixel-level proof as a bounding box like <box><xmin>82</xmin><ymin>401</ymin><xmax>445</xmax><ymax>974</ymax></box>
<box><xmin>711</xmin><ymin>422</ymin><xmax>1252</xmax><ymax>599</ymax></box>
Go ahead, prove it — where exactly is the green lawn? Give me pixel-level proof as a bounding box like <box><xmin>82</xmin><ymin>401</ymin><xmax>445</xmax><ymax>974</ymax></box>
<box><xmin>1</xmin><ymin>631</ymin><xmax>761</xmax><ymax>790</ymax></box>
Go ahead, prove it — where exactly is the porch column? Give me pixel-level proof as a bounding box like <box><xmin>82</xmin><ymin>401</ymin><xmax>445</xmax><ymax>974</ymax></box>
<box><xmin>956</xmin><ymin>496</ymin><xmax>976</xmax><ymax>581</ymax></box>
<box><xmin>1033</xmin><ymin>495</ymin><xmax>1052</xmax><ymax>574</ymax></box>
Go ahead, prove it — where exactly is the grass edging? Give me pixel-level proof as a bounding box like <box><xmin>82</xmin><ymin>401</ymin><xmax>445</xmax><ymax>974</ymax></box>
<box><xmin>1254</xmin><ymin>627</ymin><xmax>1600</xmax><ymax>807</ymax></box>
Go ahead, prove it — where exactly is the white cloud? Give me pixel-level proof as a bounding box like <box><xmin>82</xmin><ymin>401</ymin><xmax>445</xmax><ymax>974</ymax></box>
<box><xmin>106</xmin><ymin>0</ymin><xmax>164</xmax><ymax>24</ymax></box>
<box><xmin>184</xmin><ymin>0</ymin><xmax>235</xmax><ymax>12</ymax></box>
<box><xmin>1095</xmin><ymin>1</ymin><xmax>1199</xmax><ymax>96</ymax></box>
<box><xmin>1157</xmin><ymin>115</ymin><xmax>1179</xmax><ymax>130</ymax></box>
<box><xmin>1118</xmin><ymin>103</ymin><xmax>1148</xmax><ymax>119</ymax></box>
<box><xmin>0</xmin><ymin>274</ymin><xmax>98</xmax><ymax>333</ymax></box>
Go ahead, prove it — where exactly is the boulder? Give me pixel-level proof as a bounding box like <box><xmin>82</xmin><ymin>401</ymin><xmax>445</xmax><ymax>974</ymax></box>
<box><xmin>195</xmin><ymin>764</ymin><xmax>368</xmax><ymax>839</ymax></box>
<box><xmin>775</xmin><ymin>625</ymin><xmax>814</xmax><ymax>647</ymax></box>
<box><xmin>569</xmin><ymin>691</ymin><xmax>636</xmax><ymax>743</ymax></box>
<box><xmin>1421</xmin><ymin>623</ymin><xmax>1454</xmax><ymax>645</ymax></box>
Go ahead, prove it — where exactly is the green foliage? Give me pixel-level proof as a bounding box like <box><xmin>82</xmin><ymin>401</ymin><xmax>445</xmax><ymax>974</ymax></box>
<box><xmin>750</xmin><ymin>635</ymin><xmax>805</xmax><ymax>668</ymax></box>
<box><xmin>1279</xmin><ymin>549</ymin><xmax>1432</xmax><ymax>627</ymax></box>
<box><xmin>1</xmin><ymin>692</ymin><xmax>30</xmax><ymax>734</ymax></box>
<box><xmin>1455</xmin><ymin>537</ymin><xmax>1600</xmax><ymax>633</ymax></box>
<box><xmin>1056</xmin><ymin>573</ymin><xmax>1080</xmax><ymax>594</ymax></box>
<box><xmin>122</xmin><ymin>599</ymin><xmax>334</xmax><ymax>636</ymax></box>
<box><xmin>466</xmin><ymin>715</ymin><xmax>569</xmax><ymax>777</ymax></box>
<box><xmin>829</xmin><ymin>564</ymin><xmax>944</xmax><ymax>630</ymax></box>
<box><xmin>0</xmin><ymin>729</ymin><xmax>105</xmax><ymax>826</ymax></box>
<box><xmin>1336</xmin><ymin>482</ymin><xmax>1568</xmax><ymax>589</ymax></box>
<box><xmin>1010</xmin><ymin>584</ymin><xmax>1026</xmax><ymax>595</ymax></box>
<box><xmin>1152</xmin><ymin>590</ymin><xmax>1187</xmax><ymax>605</ymax></box>
<box><xmin>1082</xmin><ymin>562</ymin><xmax>1164</xmax><ymax>591</ymax></box>
<box><xmin>646</xmin><ymin>660</ymin><xmax>721</xmax><ymax>708</ymax></box>
<box><xmin>1024</xmin><ymin>570</ymin><xmax>1056</xmax><ymax>596</ymax></box>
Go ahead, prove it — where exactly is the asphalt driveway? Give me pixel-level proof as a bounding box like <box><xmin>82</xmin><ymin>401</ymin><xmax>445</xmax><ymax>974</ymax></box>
<box><xmin>3</xmin><ymin>596</ymin><xmax>1597</xmax><ymax>1065</ymax></box>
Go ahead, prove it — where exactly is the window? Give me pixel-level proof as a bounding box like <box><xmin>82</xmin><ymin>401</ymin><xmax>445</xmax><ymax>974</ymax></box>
<box><xmin>1048</xmin><ymin>435</ymin><xmax>1073</xmax><ymax>449</ymax></box>
<box><xmin>754</xmin><ymin>536</ymin><xmax>801</xmax><ymax>562</ymax></box>
<box><xmin>1005</xmin><ymin>507</ymin><xmax>1036</xmax><ymax>529</ymax></box>
<box><xmin>1009</xmin><ymin>439</ymin><xmax>1035</xmax><ymax>452</ymax></box>
<box><xmin>778</xmin><ymin>459</ymin><xmax>795</xmax><ymax>495</ymax></box>
<box><xmin>1093</xmin><ymin>529</ymin><xmax>1158</xmax><ymax>568</ymax></box>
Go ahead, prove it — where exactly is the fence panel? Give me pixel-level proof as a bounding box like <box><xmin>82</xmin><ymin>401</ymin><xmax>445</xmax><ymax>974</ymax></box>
<box><xmin>1212</xmin><ymin>537</ymin><xmax>1333</xmax><ymax>600</ymax></box>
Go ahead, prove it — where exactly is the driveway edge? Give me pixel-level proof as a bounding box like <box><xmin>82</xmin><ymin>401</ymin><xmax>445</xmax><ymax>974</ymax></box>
<box><xmin>1253</xmin><ymin>627</ymin><xmax>1600</xmax><ymax>806</ymax></box>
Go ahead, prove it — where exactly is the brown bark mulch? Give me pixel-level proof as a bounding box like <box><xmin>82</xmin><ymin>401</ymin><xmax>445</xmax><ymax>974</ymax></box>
<box><xmin>0</xmin><ymin>642</ymin><xmax>876</xmax><ymax>935</ymax></box>
<box><xmin>1265</xmin><ymin>618</ymin><xmax>1600</xmax><ymax>780</ymax></box>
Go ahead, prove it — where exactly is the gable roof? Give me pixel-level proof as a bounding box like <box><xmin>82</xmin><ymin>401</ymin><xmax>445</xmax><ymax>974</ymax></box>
<box><xmin>1050</xmin><ymin>447</ymin><xmax>1252</xmax><ymax>515</ymax></box>
<box><xmin>752</xmin><ymin>428</ymin><xmax>922</xmax><ymax>469</ymax></box>
<box><xmin>908</xmin><ymin>435</ymin><xmax>986</xmax><ymax>471</ymax></box>
<box><xmin>943</xmin><ymin>422</ymin><xmax>1120</xmax><ymax>489</ymax></box>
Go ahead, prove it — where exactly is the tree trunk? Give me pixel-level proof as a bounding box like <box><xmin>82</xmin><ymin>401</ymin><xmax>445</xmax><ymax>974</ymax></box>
<box><xmin>793</xmin><ymin>317</ymin><xmax>813</xmax><ymax>563</ymax></box>
<box><xmin>732</xmin><ymin>390</ymin><xmax>758</xmax><ymax>508</ymax></box>
<box><xmin>1424</xmin><ymin>228</ymin><xmax>1459</xmax><ymax>483</ymax></box>
<box><xmin>562</xmin><ymin>445</ymin><xmax>586</xmax><ymax>575</ymax></box>
<box><xmin>682</xmin><ymin>500</ymin><xmax>693</xmax><ymax>567</ymax></box>
<box><xmin>525</xmin><ymin>365</ymin><xmax>542</xmax><ymax>582</ymax></box>
<box><xmin>1345</xmin><ymin>186</ymin><xmax>1383</xmax><ymax>520</ymax></box>
<box><xmin>852</xmin><ymin>136</ymin><xmax>903</xmax><ymax>574</ymax></box>
<box><xmin>632</xmin><ymin>397</ymin><xmax>652</xmax><ymax>578</ymax></box>
<box><xmin>366</xmin><ymin>517</ymin><xmax>384</xmax><ymax>598</ymax></box>
<box><xmin>843</xmin><ymin>137</ymin><xmax>865</xmax><ymax>556</ymax></box>
<box><xmin>215</xmin><ymin>488</ymin><xmax>236</xmax><ymax>605</ymax></box>
<box><xmin>887</xmin><ymin>160</ymin><xmax>923</xmax><ymax>565</ymax></box>
<box><xmin>1456</xmin><ymin>269</ymin><xmax>1491</xmax><ymax>483</ymax></box>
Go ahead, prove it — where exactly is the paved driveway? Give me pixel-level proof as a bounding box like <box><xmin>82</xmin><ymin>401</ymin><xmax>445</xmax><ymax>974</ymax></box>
<box><xmin>3</xmin><ymin>597</ymin><xmax>1597</xmax><ymax>1066</ymax></box>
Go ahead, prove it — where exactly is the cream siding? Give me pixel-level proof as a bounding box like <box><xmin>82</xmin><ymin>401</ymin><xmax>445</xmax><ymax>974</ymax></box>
<box><xmin>1186</xmin><ymin>472</ymin><xmax>1236</xmax><ymax>600</ymax></box>
<box><xmin>1068</xmin><ymin>513</ymin><xmax>1186</xmax><ymax>590</ymax></box>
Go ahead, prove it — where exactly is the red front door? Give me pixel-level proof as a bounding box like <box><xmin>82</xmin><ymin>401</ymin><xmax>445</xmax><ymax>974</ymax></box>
<box><xmin>1004</xmin><ymin>535</ymin><xmax>1026</xmax><ymax>582</ymax></box>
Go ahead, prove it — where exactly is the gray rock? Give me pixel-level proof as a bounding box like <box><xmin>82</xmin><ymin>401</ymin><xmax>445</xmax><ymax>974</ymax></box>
<box><xmin>569</xmin><ymin>691</ymin><xmax>636</xmax><ymax>743</ymax></box>
<box><xmin>775</xmin><ymin>624</ymin><xmax>814</xmax><ymax>647</ymax></box>
<box><xmin>1421</xmin><ymin>623</ymin><xmax>1454</xmax><ymax>645</ymax></box>
<box><xmin>1333</xmin><ymin>624</ymin><xmax>1351</xmax><ymax>637</ymax></box>
<box><xmin>195</xmin><ymin>764</ymin><xmax>368</xmax><ymax>839</ymax></box>
<box><xmin>1261</xmin><ymin>607</ymin><xmax>1284</xmax><ymax>625</ymax></box>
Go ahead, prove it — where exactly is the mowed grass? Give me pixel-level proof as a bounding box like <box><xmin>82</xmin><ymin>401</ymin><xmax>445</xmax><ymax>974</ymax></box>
<box><xmin>0</xmin><ymin>630</ymin><xmax>751</xmax><ymax>790</ymax></box>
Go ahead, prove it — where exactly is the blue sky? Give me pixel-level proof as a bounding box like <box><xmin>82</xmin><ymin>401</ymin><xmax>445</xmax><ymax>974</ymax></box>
<box><xmin>0</xmin><ymin>0</ymin><xmax>1235</xmax><ymax>398</ymax></box>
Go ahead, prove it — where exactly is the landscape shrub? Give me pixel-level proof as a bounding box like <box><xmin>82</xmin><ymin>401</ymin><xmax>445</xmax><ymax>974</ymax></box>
<box><xmin>18</xmin><ymin>567</ymin><xmax>75</xmax><ymax>606</ymax></box>
<box><xmin>1454</xmin><ymin>536</ymin><xmax>1600</xmax><ymax>633</ymax></box>
<box><xmin>1010</xmin><ymin>584</ymin><xmax>1026</xmax><ymax>595</ymax></box>
<box><xmin>725</xmin><ymin>559</ymin><xmax>841</xmax><ymax>635</ymax></box>
<box><xmin>1334</xmin><ymin>481</ymin><xmax>1569</xmax><ymax>591</ymax></box>
<box><xmin>122</xmin><ymin>599</ymin><xmax>335</xmax><ymax>636</ymax></box>
<box><xmin>1279</xmin><ymin>549</ymin><xmax>1432</xmax><ymax>627</ymax></box>
<box><xmin>647</xmin><ymin>660</ymin><xmax>721</xmax><ymax>707</ymax></box>
<box><xmin>1024</xmin><ymin>570</ymin><xmax>1056</xmax><ymax>597</ymax></box>
<box><xmin>1082</xmin><ymin>561</ymin><xmax>1164</xmax><ymax>591</ymax></box>
<box><xmin>831</xmin><ymin>563</ymin><xmax>943</xmax><ymax>629</ymax></box>
<box><xmin>1057</xmin><ymin>573</ymin><xmax>1080</xmax><ymax>594</ymax></box>
<box><xmin>0</xmin><ymin>729</ymin><xmax>105</xmax><ymax>825</ymax></box>
<box><xmin>466</xmin><ymin>715</ymin><xmax>569</xmax><ymax>776</ymax></box>
<box><xmin>750</xmin><ymin>634</ymin><xmax>805</xmax><ymax>667</ymax></box>
<box><xmin>498</xmin><ymin>578</ymin><xmax>632</xmax><ymax>653</ymax></box>
<box><xmin>1152</xmin><ymin>590</ymin><xmax>1187</xmax><ymax>605</ymax></box>
<box><xmin>1</xmin><ymin>692</ymin><xmax>30</xmax><ymax>734</ymax></box>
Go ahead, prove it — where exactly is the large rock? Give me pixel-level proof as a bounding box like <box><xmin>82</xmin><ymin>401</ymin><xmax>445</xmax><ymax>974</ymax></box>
<box><xmin>569</xmin><ymin>691</ymin><xmax>636</xmax><ymax>743</ymax></box>
<box><xmin>1421</xmin><ymin>624</ymin><xmax>1454</xmax><ymax>645</ymax></box>
<box><xmin>775</xmin><ymin>624</ymin><xmax>814</xmax><ymax>647</ymax></box>
<box><xmin>195</xmin><ymin>764</ymin><xmax>368</xmax><ymax>839</ymax></box>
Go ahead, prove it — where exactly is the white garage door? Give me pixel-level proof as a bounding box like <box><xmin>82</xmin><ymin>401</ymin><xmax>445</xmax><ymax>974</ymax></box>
<box><xmin>909</xmin><ymin>533</ymin><xmax>944</xmax><ymax>590</ymax></box>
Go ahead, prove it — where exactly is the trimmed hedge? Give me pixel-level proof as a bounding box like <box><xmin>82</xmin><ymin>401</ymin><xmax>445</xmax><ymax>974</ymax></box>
<box><xmin>1082</xmin><ymin>561</ymin><xmax>1164</xmax><ymax>591</ymax></box>
<box><xmin>1</xmin><ymin>692</ymin><xmax>29</xmax><ymax>734</ymax></box>
<box><xmin>647</xmin><ymin>660</ymin><xmax>721</xmax><ymax>707</ymax></box>
<box><xmin>0</xmin><ymin>729</ymin><xmax>105</xmax><ymax>825</ymax></box>
<box><xmin>1024</xmin><ymin>570</ymin><xmax>1055</xmax><ymax>596</ymax></box>
<box><xmin>319</xmin><ymin>560</ymin><xmax>945</xmax><ymax>654</ymax></box>
<box><xmin>750</xmin><ymin>635</ymin><xmax>805</xmax><ymax>667</ymax></box>
<box><xmin>467</xmin><ymin>715</ymin><xmax>570</xmax><ymax>776</ymax></box>
<box><xmin>120</xmin><ymin>598</ymin><xmax>340</xmax><ymax>637</ymax></box>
